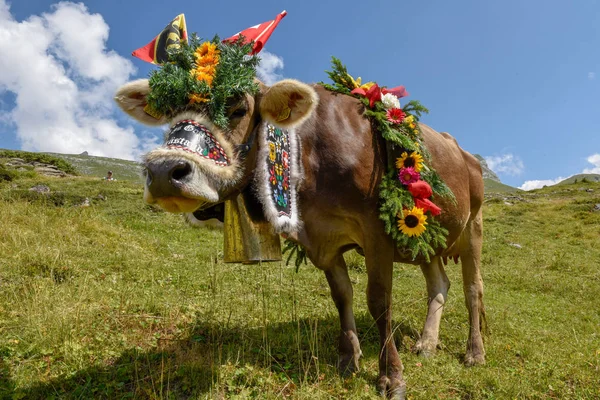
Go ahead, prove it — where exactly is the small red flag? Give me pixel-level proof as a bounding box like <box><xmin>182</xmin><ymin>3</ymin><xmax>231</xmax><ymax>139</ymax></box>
<box><xmin>223</xmin><ymin>10</ymin><xmax>287</xmax><ymax>55</ymax></box>
<box><xmin>132</xmin><ymin>14</ymin><xmax>188</xmax><ymax>64</ymax></box>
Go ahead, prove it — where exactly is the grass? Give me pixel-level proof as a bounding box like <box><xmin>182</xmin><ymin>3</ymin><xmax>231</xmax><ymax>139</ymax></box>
<box><xmin>0</xmin><ymin>162</ymin><xmax>599</xmax><ymax>398</ymax></box>
<box><xmin>483</xmin><ymin>178</ymin><xmax>521</xmax><ymax>193</ymax></box>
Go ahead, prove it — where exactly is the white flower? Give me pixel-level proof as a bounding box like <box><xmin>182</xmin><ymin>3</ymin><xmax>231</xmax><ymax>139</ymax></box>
<box><xmin>381</xmin><ymin>93</ymin><xmax>401</xmax><ymax>109</ymax></box>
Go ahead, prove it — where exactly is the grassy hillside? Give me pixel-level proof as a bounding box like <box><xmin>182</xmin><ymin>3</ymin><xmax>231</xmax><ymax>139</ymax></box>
<box><xmin>556</xmin><ymin>173</ymin><xmax>600</xmax><ymax>185</ymax></box>
<box><xmin>483</xmin><ymin>178</ymin><xmax>521</xmax><ymax>193</ymax></box>
<box><xmin>50</xmin><ymin>152</ymin><xmax>144</xmax><ymax>182</ymax></box>
<box><xmin>1</xmin><ymin>160</ymin><xmax>599</xmax><ymax>399</ymax></box>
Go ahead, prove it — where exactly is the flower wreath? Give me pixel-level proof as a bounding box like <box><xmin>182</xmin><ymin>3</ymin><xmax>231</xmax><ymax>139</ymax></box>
<box><xmin>144</xmin><ymin>34</ymin><xmax>260</xmax><ymax>128</ymax></box>
<box><xmin>322</xmin><ymin>58</ymin><xmax>455</xmax><ymax>261</ymax></box>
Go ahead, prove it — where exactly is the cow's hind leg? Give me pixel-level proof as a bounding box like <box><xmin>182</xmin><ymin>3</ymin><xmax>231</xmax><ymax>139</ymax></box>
<box><xmin>364</xmin><ymin>239</ymin><xmax>406</xmax><ymax>399</ymax></box>
<box><xmin>460</xmin><ymin>209</ymin><xmax>486</xmax><ymax>366</ymax></box>
<box><xmin>323</xmin><ymin>255</ymin><xmax>362</xmax><ymax>375</ymax></box>
<box><xmin>414</xmin><ymin>256</ymin><xmax>449</xmax><ymax>357</ymax></box>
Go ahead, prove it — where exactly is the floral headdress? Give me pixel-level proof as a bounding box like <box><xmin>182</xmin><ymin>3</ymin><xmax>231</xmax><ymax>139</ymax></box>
<box><xmin>144</xmin><ymin>34</ymin><xmax>260</xmax><ymax>128</ymax></box>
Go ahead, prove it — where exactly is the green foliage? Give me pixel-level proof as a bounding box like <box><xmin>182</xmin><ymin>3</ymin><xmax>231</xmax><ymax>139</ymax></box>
<box><xmin>322</xmin><ymin>57</ymin><xmax>454</xmax><ymax>261</ymax></box>
<box><xmin>146</xmin><ymin>34</ymin><xmax>259</xmax><ymax>128</ymax></box>
<box><xmin>0</xmin><ymin>164</ymin><xmax>16</xmax><ymax>182</ymax></box>
<box><xmin>282</xmin><ymin>239</ymin><xmax>309</xmax><ymax>272</ymax></box>
<box><xmin>0</xmin><ymin>149</ymin><xmax>78</xmax><ymax>175</ymax></box>
<box><xmin>321</xmin><ymin>57</ymin><xmax>353</xmax><ymax>95</ymax></box>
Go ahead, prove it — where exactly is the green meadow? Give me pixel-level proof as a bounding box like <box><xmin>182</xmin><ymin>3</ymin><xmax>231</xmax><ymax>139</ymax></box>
<box><xmin>0</xmin><ymin>154</ymin><xmax>599</xmax><ymax>399</ymax></box>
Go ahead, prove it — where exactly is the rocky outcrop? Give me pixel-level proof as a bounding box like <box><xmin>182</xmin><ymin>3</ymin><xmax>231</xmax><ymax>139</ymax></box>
<box><xmin>3</xmin><ymin>158</ymin><xmax>70</xmax><ymax>177</ymax></box>
<box><xmin>473</xmin><ymin>154</ymin><xmax>501</xmax><ymax>182</ymax></box>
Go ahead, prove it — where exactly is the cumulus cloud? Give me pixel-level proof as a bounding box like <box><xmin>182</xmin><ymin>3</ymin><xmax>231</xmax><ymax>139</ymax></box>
<box><xmin>519</xmin><ymin>153</ymin><xmax>600</xmax><ymax>190</ymax></box>
<box><xmin>484</xmin><ymin>154</ymin><xmax>524</xmax><ymax>176</ymax></box>
<box><xmin>589</xmin><ymin>72</ymin><xmax>596</xmax><ymax>80</ymax></box>
<box><xmin>256</xmin><ymin>51</ymin><xmax>284</xmax><ymax>85</ymax></box>
<box><xmin>583</xmin><ymin>153</ymin><xmax>600</xmax><ymax>174</ymax></box>
<box><xmin>0</xmin><ymin>1</ymin><xmax>159</xmax><ymax>160</ymax></box>
<box><xmin>519</xmin><ymin>177</ymin><xmax>566</xmax><ymax>191</ymax></box>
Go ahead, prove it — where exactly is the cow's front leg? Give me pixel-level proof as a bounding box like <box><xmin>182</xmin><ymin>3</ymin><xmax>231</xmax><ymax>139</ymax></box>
<box><xmin>365</xmin><ymin>240</ymin><xmax>406</xmax><ymax>400</ymax></box>
<box><xmin>414</xmin><ymin>256</ymin><xmax>449</xmax><ymax>357</ymax></box>
<box><xmin>324</xmin><ymin>255</ymin><xmax>362</xmax><ymax>375</ymax></box>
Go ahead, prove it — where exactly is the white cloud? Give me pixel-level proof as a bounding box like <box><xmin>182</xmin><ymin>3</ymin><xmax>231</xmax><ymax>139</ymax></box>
<box><xmin>484</xmin><ymin>154</ymin><xmax>524</xmax><ymax>176</ymax></box>
<box><xmin>519</xmin><ymin>153</ymin><xmax>600</xmax><ymax>190</ymax></box>
<box><xmin>583</xmin><ymin>153</ymin><xmax>600</xmax><ymax>174</ymax></box>
<box><xmin>519</xmin><ymin>177</ymin><xmax>566</xmax><ymax>191</ymax></box>
<box><xmin>256</xmin><ymin>50</ymin><xmax>284</xmax><ymax>85</ymax></box>
<box><xmin>0</xmin><ymin>1</ymin><xmax>159</xmax><ymax>160</ymax></box>
<box><xmin>588</xmin><ymin>72</ymin><xmax>596</xmax><ymax>80</ymax></box>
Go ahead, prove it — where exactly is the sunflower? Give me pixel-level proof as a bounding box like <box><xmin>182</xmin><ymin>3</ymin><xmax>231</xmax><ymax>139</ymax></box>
<box><xmin>395</xmin><ymin>151</ymin><xmax>424</xmax><ymax>172</ymax></box>
<box><xmin>397</xmin><ymin>207</ymin><xmax>428</xmax><ymax>237</ymax></box>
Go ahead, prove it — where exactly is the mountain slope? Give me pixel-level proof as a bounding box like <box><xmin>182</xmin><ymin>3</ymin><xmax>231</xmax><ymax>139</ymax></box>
<box><xmin>49</xmin><ymin>152</ymin><xmax>143</xmax><ymax>182</ymax></box>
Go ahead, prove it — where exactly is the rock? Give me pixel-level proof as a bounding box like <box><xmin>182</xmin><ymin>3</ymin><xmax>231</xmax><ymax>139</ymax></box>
<box><xmin>586</xmin><ymin>189</ymin><xmax>594</xmax><ymax>193</ymax></box>
<box><xmin>34</xmin><ymin>166</ymin><xmax>67</xmax><ymax>177</ymax></box>
<box><xmin>509</xmin><ymin>243</ymin><xmax>522</xmax><ymax>249</ymax></box>
<box><xmin>96</xmin><ymin>194</ymin><xmax>106</xmax><ymax>201</ymax></box>
<box><xmin>80</xmin><ymin>151</ymin><xmax>89</xmax><ymax>156</ymax></box>
<box><xmin>29</xmin><ymin>185</ymin><xmax>50</xmax><ymax>194</ymax></box>
<box><xmin>504</xmin><ymin>202</ymin><xmax>512</xmax><ymax>206</ymax></box>
<box><xmin>593</xmin><ymin>204</ymin><xmax>600</xmax><ymax>212</ymax></box>
<box><xmin>79</xmin><ymin>198</ymin><xmax>91</xmax><ymax>207</ymax></box>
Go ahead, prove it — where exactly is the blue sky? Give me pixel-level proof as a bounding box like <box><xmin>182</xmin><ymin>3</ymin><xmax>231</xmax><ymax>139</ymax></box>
<box><xmin>1</xmin><ymin>0</ymin><xmax>599</xmax><ymax>189</ymax></box>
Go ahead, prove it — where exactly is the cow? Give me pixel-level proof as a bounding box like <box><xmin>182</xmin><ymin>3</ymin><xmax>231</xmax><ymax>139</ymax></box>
<box><xmin>115</xmin><ymin>77</ymin><xmax>485</xmax><ymax>399</ymax></box>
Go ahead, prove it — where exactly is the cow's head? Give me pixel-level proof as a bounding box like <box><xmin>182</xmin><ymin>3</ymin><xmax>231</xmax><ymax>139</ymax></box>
<box><xmin>115</xmin><ymin>77</ymin><xmax>318</xmax><ymax>213</ymax></box>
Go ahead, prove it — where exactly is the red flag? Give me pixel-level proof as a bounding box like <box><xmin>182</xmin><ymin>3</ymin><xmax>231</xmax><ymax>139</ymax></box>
<box><xmin>223</xmin><ymin>10</ymin><xmax>287</xmax><ymax>54</ymax></box>
<box><xmin>132</xmin><ymin>14</ymin><xmax>188</xmax><ymax>64</ymax></box>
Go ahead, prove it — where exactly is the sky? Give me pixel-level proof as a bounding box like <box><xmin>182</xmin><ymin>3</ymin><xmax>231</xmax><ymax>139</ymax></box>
<box><xmin>0</xmin><ymin>0</ymin><xmax>599</xmax><ymax>190</ymax></box>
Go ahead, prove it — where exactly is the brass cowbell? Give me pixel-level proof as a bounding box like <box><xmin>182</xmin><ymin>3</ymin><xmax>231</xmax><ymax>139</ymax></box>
<box><xmin>223</xmin><ymin>194</ymin><xmax>282</xmax><ymax>263</ymax></box>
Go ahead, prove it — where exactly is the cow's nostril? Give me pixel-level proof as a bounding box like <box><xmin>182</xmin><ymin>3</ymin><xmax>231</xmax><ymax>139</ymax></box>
<box><xmin>170</xmin><ymin>161</ymin><xmax>192</xmax><ymax>182</ymax></box>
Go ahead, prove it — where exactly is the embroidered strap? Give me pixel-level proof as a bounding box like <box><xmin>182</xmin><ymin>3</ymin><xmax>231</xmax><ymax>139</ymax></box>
<box><xmin>165</xmin><ymin>120</ymin><xmax>230</xmax><ymax>166</ymax></box>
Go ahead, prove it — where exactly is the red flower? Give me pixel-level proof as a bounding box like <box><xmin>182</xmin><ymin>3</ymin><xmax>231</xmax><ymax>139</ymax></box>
<box><xmin>408</xmin><ymin>181</ymin><xmax>442</xmax><ymax>216</ymax></box>
<box><xmin>386</xmin><ymin>108</ymin><xmax>406</xmax><ymax>124</ymax></box>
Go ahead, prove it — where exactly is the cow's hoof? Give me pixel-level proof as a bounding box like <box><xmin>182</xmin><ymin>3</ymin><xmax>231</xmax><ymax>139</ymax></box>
<box><xmin>377</xmin><ymin>375</ymin><xmax>406</xmax><ymax>400</ymax></box>
<box><xmin>338</xmin><ymin>351</ymin><xmax>361</xmax><ymax>376</ymax></box>
<box><xmin>413</xmin><ymin>339</ymin><xmax>437</xmax><ymax>358</ymax></box>
<box><xmin>464</xmin><ymin>352</ymin><xmax>485</xmax><ymax>366</ymax></box>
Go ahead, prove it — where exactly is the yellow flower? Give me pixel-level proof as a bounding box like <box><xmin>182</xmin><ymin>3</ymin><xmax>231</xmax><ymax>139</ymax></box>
<box><xmin>404</xmin><ymin>115</ymin><xmax>417</xmax><ymax>129</ymax></box>
<box><xmin>348</xmin><ymin>74</ymin><xmax>375</xmax><ymax>90</ymax></box>
<box><xmin>189</xmin><ymin>93</ymin><xmax>209</xmax><ymax>104</ymax></box>
<box><xmin>191</xmin><ymin>41</ymin><xmax>220</xmax><ymax>88</ymax></box>
<box><xmin>396</xmin><ymin>151</ymin><xmax>424</xmax><ymax>172</ymax></box>
<box><xmin>397</xmin><ymin>207</ymin><xmax>427</xmax><ymax>237</ymax></box>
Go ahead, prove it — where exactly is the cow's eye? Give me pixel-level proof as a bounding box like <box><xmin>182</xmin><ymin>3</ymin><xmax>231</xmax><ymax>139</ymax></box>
<box><xmin>230</xmin><ymin>108</ymin><xmax>248</xmax><ymax>119</ymax></box>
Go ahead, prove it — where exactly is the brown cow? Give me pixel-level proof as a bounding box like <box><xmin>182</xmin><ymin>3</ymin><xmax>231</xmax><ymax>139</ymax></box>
<box><xmin>115</xmin><ymin>78</ymin><xmax>485</xmax><ymax>399</ymax></box>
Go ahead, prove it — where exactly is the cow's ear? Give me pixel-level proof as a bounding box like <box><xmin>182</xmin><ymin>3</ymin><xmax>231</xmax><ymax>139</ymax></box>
<box><xmin>114</xmin><ymin>79</ymin><xmax>168</xmax><ymax>126</ymax></box>
<box><xmin>259</xmin><ymin>79</ymin><xmax>318</xmax><ymax>129</ymax></box>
